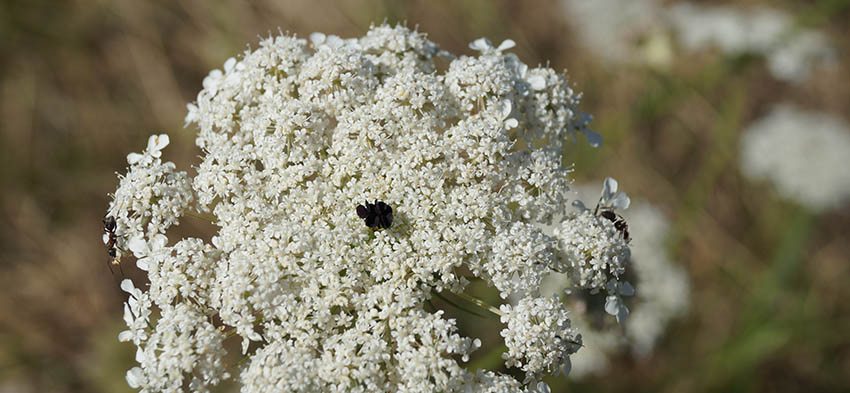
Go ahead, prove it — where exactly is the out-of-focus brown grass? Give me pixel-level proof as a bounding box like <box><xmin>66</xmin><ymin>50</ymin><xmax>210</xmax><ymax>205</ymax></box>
<box><xmin>1</xmin><ymin>0</ymin><xmax>848</xmax><ymax>392</ymax></box>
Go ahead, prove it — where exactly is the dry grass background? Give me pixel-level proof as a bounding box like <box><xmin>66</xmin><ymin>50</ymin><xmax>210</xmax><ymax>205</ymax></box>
<box><xmin>1</xmin><ymin>0</ymin><xmax>848</xmax><ymax>392</ymax></box>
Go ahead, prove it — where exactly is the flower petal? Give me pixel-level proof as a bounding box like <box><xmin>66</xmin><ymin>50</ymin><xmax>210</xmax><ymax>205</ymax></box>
<box><xmin>120</xmin><ymin>279</ymin><xmax>135</xmax><ymax>294</ymax></box>
<box><xmin>619</xmin><ymin>280</ymin><xmax>635</xmax><ymax>296</ymax></box>
<box><xmin>469</xmin><ymin>37</ymin><xmax>492</xmax><ymax>52</ymax></box>
<box><xmin>583</xmin><ymin>128</ymin><xmax>603</xmax><ymax>148</ymax></box>
<box><xmin>151</xmin><ymin>233</ymin><xmax>168</xmax><ymax>250</ymax></box>
<box><xmin>118</xmin><ymin>330</ymin><xmax>134</xmax><ymax>342</ymax></box>
<box><xmin>528</xmin><ymin>75</ymin><xmax>547</xmax><ymax>91</ymax></box>
<box><xmin>497</xmin><ymin>39</ymin><xmax>516</xmax><ymax>52</ymax></box>
<box><xmin>602</xmin><ymin>177</ymin><xmax>618</xmax><ymax>200</ymax></box>
<box><xmin>127</xmin><ymin>235</ymin><xmax>148</xmax><ymax>257</ymax></box>
<box><xmin>126</xmin><ymin>152</ymin><xmax>143</xmax><ymax>165</ymax></box>
<box><xmin>126</xmin><ymin>367</ymin><xmax>144</xmax><ymax>389</ymax></box>
<box><xmin>611</xmin><ymin>191</ymin><xmax>631</xmax><ymax>210</ymax></box>
<box><xmin>309</xmin><ymin>32</ymin><xmax>326</xmax><ymax>45</ymax></box>
<box><xmin>149</xmin><ymin>134</ymin><xmax>170</xmax><ymax>152</ymax></box>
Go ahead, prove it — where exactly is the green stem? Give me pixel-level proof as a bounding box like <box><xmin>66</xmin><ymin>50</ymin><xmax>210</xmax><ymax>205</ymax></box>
<box><xmin>184</xmin><ymin>210</ymin><xmax>217</xmax><ymax>223</ymax></box>
<box><xmin>453</xmin><ymin>291</ymin><xmax>503</xmax><ymax>319</ymax></box>
<box><xmin>433</xmin><ymin>291</ymin><xmax>491</xmax><ymax>320</ymax></box>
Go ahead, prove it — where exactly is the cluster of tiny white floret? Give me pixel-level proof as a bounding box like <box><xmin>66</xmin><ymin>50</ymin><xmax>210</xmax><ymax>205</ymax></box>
<box><xmin>106</xmin><ymin>134</ymin><xmax>193</xmax><ymax>259</ymax></box>
<box><xmin>541</xmin><ymin>197</ymin><xmax>690</xmax><ymax>378</ymax></box>
<box><xmin>500</xmin><ymin>296</ymin><xmax>581</xmax><ymax>380</ymax></box>
<box><xmin>108</xmin><ymin>24</ymin><xmax>628</xmax><ymax>392</ymax></box>
<box><xmin>740</xmin><ymin>104</ymin><xmax>850</xmax><ymax>212</ymax></box>
<box><xmin>555</xmin><ymin>211</ymin><xmax>628</xmax><ymax>290</ymax></box>
<box><xmin>553</xmin><ymin>178</ymin><xmax>632</xmax><ymax>322</ymax></box>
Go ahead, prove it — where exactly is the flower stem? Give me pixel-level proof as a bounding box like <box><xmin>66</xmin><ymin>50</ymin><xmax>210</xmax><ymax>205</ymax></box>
<box><xmin>455</xmin><ymin>291</ymin><xmax>503</xmax><ymax>317</ymax></box>
<box><xmin>184</xmin><ymin>210</ymin><xmax>217</xmax><ymax>223</ymax></box>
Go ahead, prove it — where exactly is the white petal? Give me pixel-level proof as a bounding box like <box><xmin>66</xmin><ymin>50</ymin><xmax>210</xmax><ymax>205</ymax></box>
<box><xmin>149</xmin><ymin>134</ymin><xmax>169</xmax><ymax>151</ymax></box>
<box><xmin>150</xmin><ymin>233</ymin><xmax>168</xmax><ymax>250</ymax></box>
<box><xmin>136</xmin><ymin>258</ymin><xmax>150</xmax><ymax>272</ymax></box>
<box><xmin>504</xmin><ymin>118</ymin><xmax>518</xmax><ymax>129</ymax></box>
<box><xmin>135</xmin><ymin>347</ymin><xmax>146</xmax><ymax>363</ymax></box>
<box><xmin>583</xmin><ymin>129</ymin><xmax>603</xmax><ymax>148</ymax></box>
<box><xmin>469</xmin><ymin>37</ymin><xmax>492</xmax><ymax>52</ymax></box>
<box><xmin>535</xmin><ymin>381</ymin><xmax>551</xmax><ymax>393</ymax></box>
<box><xmin>118</xmin><ymin>330</ymin><xmax>134</xmax><ymax>342</ymax></box>
<box><xmin>223</xmin><ymin>57</ymin><xmax>237</xmax><ymax>72</ymax></box>
<box><xmin>326</xmin><ymin>35</ymin><xmax>344</xmax><ymax>49</ymax></box>
<box><xmin>126</xmin><ymin>152</ymin><xmax>143</xmax><ymax>165</ymax></box>
<box><xmin>185</xmin><ymin>103</ymin><xmax>199</xmax><ymax>125</ymax></box>
<box><xmin>602</xmin><ymin>177</ymin><xmax>618</xmax><ymax>201</ymax></box>
<box><xmin>604</xmin><ymin>295</ymin><xmax>620</xmax><ymax>315</ymax></box>
<box><xmin>611</xmin><ymin>192</ymin><xmax>631</xmax><ymax>210</ymax></box>
<box><xmin>202</xmin><ymin>69</ymin><xmax>223</xmax><ymax>90</ymax></box>
<box><xmin>528</xmin><ymin>75</ymin><xmax>547</xmax><ymax>91</ymax></box>
<box><xmin>497</xmin><ymin>39</ymin><xmax>516</xmax><ymax>51</ymax></box>
<box><xmin>120</xmin><ymin>279</ymin><xmax>135</xmax><ymax>294</ymax></box>
<box><xmin>126</xmin><ymin>367</ymin><xmax>144</xmax><ymax>389</ymax></box>
<box><xmin>619</xmin><ymin>281</ymin><xmax>635</xmax><ymax>296</ymax></box>
<box><xmin>571</xmin><ymin>199</ymin><xmax>588</xmax><ymax>211</ymax></box>
<box><xmin>127</xmin><ymin>236</ymin><xmax>148</xmax><ymax>257</ymax></box>
<box><xmin>122</xmin><ymin>303</ymin><xmax>134</xmax><ymax>325</ymax></box>
<box><xmin>309</xmin><ymin>32</ymin><xmax>326</xmax><ymax>45</ymax></box>
<box><xmin>517</xmin><ymin>62</ymin><xmax>528</xmax><ymax>78</ymax></box>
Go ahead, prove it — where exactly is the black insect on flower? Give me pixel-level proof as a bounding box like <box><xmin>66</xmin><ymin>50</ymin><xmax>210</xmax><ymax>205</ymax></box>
<box><xmin>103</xmin><ymin>215</ymin><xmax>124</xmax><ymax>275</ymax></box>
<box><xmin>598</xmin><ymin>209</ymin><xmax>630</xmax><ymax>241</ymax></box>
<box><xmin>356</xmin><ymin>200</ymin><xmax>393</xmax><ymax>229</ymax></box>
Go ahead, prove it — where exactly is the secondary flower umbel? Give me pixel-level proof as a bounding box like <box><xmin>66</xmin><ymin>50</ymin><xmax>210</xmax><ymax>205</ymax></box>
<box><xmin>108</xmin><ymin>24</ymin><xmax>631</xmax><ymax>393</ymax></box>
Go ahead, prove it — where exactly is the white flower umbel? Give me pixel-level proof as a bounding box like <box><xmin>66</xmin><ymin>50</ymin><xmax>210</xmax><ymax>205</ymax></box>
<box><xmin>741</xmin><ymin>104</ymin><xmax>850</xmax><ymax>212</ymax></box>
<box><xmin>107</xmin><ymin>133</ymin><xmax>193</xmax><ymax>258</ymax></box>
<box><xmin>554</xmin><ymin>178</ymin><xmax>632</xmax><ymax>322</ymax></box>
<box><xmin>541</xmin><ymin>193</ymin><xmax>690</xmax><ymax>378</ymax></box>
<box><xmin>500</xmin><ymin>296</ymin><xmax>581</xmax><ymax>381</ymax></box>
<box><xmin>109</xmin><ymin>25</ymin><xmax>627</xmax><ymax>392</ymax></box>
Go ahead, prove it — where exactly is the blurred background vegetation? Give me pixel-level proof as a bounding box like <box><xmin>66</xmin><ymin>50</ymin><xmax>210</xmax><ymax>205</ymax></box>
<box><xmin>1</xmin><ymin>0</ymin><xmax>848</xmax><ymax>392</ymax></box>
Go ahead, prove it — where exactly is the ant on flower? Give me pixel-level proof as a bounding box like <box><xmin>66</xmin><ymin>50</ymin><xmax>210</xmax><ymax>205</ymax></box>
<box><xmin>596</xmin><ymin>208</ymin><xmax>630</xmax><ymax>242</ymax></box>
<box><xmin>593</xmin><ymin>177</ymin><xmax>630</xmax><ymax>242</ymax></box>
<box><xmin>103</xmin><ymin>215</ymin><xmax>124</xmax><ymax>275</ymax></box>
<box><xmin>572</xmin><ymin>177</ymin><xmax>631</xmax><ymax>242</ymax></box>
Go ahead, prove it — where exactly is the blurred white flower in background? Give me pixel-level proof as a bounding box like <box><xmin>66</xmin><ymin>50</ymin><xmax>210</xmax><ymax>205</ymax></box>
<box><xmin>624</xmin><ymin>204</ymin><xmax>689</xmax><ymax>357</ymax></box>
<box><xmin>560</xmin><ymin>0</ymin><xmax>672</xmax><ymax>69</ymax></box>
<box><xmin>740</xmin><ymin>105</ymin><xmax>850</xmax><ymax>212</ymax></box>
<box><xmin>557</xmin><ymin>315</ymin><xmax>620</xmax><ymax>379</ymax></box>
<box><xmin>667</xmin><ymin>3</ymin><xmax>835</xmax><ymax>83</ymax></box>
<box><xmin>668</xmin><ymin>4</ymin><xmax>789</xmax><ymax>55</ymax></box>
<box><xmin>106</xmin><ymin>25</ymin><xmax>646</xmax><ymax>392</ymax></box>
<box><xmin>561</xmin><ymin>0</ymin><xmax>835</xmax><ymax>82</ymax></box>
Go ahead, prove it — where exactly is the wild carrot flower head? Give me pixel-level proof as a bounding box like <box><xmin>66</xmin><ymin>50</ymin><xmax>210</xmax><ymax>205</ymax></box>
<box><xmin>108</xmin><ymin>24</ymin><xmax>628</xmax><ymax>392</ymax></box>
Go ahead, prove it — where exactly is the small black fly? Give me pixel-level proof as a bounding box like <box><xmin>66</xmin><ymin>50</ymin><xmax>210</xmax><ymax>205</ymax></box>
<box><xmin>356</xmin><ymin>200</ymin><xmax>393</xmax><ymax>229</ymax></box>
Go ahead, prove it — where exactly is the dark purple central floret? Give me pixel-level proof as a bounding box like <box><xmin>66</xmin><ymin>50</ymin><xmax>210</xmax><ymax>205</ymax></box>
<box><xmin>356</xmin><ymin>200</ymin><xmax>393</xmax><ymax>229</ymax></box>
